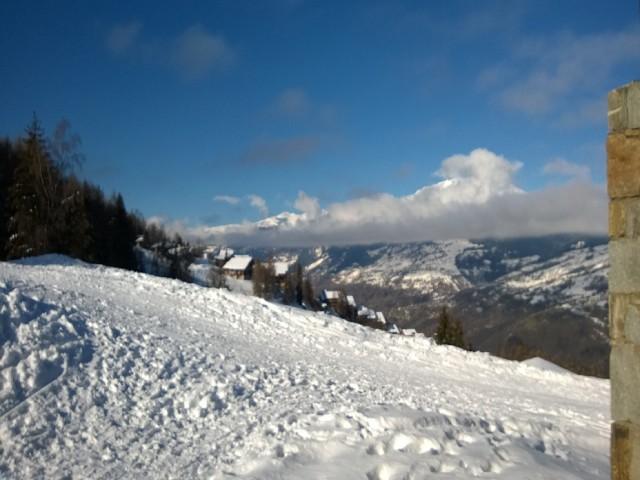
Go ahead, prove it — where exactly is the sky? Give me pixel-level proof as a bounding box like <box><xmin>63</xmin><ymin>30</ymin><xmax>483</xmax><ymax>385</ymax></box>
<box><xmin>1</xmin><ymin>0</ymin><xmax>639</xmax><ymax>245</ymax></box>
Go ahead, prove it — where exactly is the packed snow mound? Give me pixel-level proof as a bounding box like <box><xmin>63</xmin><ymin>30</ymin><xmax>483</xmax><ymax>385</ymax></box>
<box><xmin>522</xmin><ymin>357</ymin><xmax>572</xmax><ymax>375</ymax></box>
<box><xmin>0</xmin><ymin>256</ymin><xmax>610</xmax><ymax>479</ymax></box>
<box><xmin>0</xmin><ymin>282</ymin><xmax>93</xmax><ymax>417</ymax></box>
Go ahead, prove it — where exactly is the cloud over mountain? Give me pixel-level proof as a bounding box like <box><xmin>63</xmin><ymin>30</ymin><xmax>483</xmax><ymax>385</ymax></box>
<box><xmin>189</xmin><ymin>148</ymin><xmax>606</xmax><ymax>246</ymax></box>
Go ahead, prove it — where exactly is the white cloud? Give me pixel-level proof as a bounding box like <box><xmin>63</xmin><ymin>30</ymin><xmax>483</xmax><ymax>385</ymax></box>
<box><xmin>436</xmin><ymin>148</ymin><xmax>522</xmax><ymax>195</ymax></box>
<box><xmin>240</xmin><ymin>135</ymin><xmax>322</xmax><ymax>165</ymax></box>
<box><xmin>171</xmin><ymin>25</ymin><xmax>234</xmax><ymax>79</ymax></box>
<box><xmin>248</xmin><ymin>194</ymin><xmax>269</xmax><ymax>217</ymax></box>
<box><xmin>105</xmin><ymin>22</ymin><xmax>233</xmax><ymax>79</ymax></box>
<box><xmin>543</xmin><ymin>158</ymin><xmax>591</xmax><ymax>181</ymax></box>
<box><xmin>273</xmin><ymin>88</ymin><xmax>310</xmax><ymax>117</ymax></box>
<box><xmin>294</xmin><ymin>191</ymin><xmax>321</xmax><ymax>219</ymax></box>
<box><xmin>482</xmin><ymin>27</ymin><xmax>640</xmax><ymax>117</ymax></box>
<box><xmin>195</xmin><ymin>148</ymin><xmax>606</xmax><ymax>246</ymax></box>
<box><xmin>214</xmin><ymin>195</ymin><xmax>240</xmax><ymax>205</ymax></box>
<box><xmin>106</xmin><ymin>21</ymin><xmax>142</xmax><ymax>55</ymax></box>
<box><xmin>553</xmin><ymin>97</ymin><xmax>605</xmax><ymax>129</ymax></box>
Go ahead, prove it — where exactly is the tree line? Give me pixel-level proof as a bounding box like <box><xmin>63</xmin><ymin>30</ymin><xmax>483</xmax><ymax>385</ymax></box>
<box><xmin>0</xmin><ymin>116</ymin><xmax>177</xmax><ymax>270</ymax></box>
<box><xmin>252</xmin><ymin>260</ymin><xmax>319</xmax><ymax>310</ymax></box>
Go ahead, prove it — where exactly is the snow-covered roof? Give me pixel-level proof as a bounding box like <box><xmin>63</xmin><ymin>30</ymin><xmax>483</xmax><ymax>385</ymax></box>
<box><xmin>223</xmin><ymin>255</ymin><xmax>253</xmax><ymax>271</ymax></box>
<box><xmin>274</xmin><ymin>262</ymin><xmax>290</xmax><ymax>277</ymax></box>
<box><xmin>386</xmin><ymin>323</ymin><xmax>400</xmax><ymax>334</ymax></box>
<box><xmin>322</xmin><ymin>290</ymin><xmax>341</xmax><ymax>300</ymax></box>
<box><xmin>346</xmin><ymin>295</ymin><xmax>356</xmax><ymax>307</ymax></box>
<box><xmin>216</xmin><ymin>247</ymin><xmax>234</xmax><ymax>260</ymax></box>
<box><xmin>357</xmin><ymin>306</ymin><xmax>377</xmax><ymax>320</ymax></box>
<box><xmin>375</xmin><ymin>312</ymin><xmax>386</xmax><ymax>325</ymax></box>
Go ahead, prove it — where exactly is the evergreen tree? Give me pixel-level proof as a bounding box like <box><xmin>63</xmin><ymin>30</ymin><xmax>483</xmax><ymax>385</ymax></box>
<box><xmin>252</xmin><ymin>260</ymin><xmax>266</xmax><ymax>298</ymax></box>
<box><xmin>282</xmin><ymin>271</ymin><xmax>296</xmax><ymax>305</ymax></box>
<box><xmin>262</xmin><ymin>261</ymin><xmax>276</xmax><ymax>300</ymax></box>
<box><xmin>302</xmin><ymin>276</ymin><xmax>317</xmax><ymax>310</ymax></box>
<box><xmin>57</xmin><ymin>176</ymin><xmax>90</xmax><ymax>258</ymax></box>
<box><xmin>0</xmin><ymin>139</ymin><xmax>19</xmax><ymax>259</ymax></box>
<box><xmin>294</xmin><ymin>262</ymin><xmax>304</xmax><ymax>305</ymax></box>
<box><xmin>7</xmin><ymin>117</ymin><xmax>60</xmax><ymax>258</ymax></box>
<box><xmin>82</xmin><ymin>182</ymin><xmax>109</xmax><ymax>264</ymax></box>
<box><xmin>108</xmin><ymin>194</ymin><xmax>136</xmax><ymax>269</ymax></box>
<box><xmin>434</xmin><ymin>306</ymin><xmax>451</xmax><ymax>345</ymax></box>
<box><xmin>434</xmin><ymin>306</ymin><xmax>467</xmax><ymax>349</ymax></box>
<box><xmin>449</xmin><ymin>319</ymin><xmax>466</xmax><ymax>349</ymax></box>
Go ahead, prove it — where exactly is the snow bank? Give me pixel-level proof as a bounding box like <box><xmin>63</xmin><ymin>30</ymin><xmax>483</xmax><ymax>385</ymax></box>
<box><xmin>0</xmin><ymin>282</ymin><xmax>93</xmax><ymax>418</ymax></box>
<box><xmin>0</xmin><ymin>256</ymin><xmax>610</xmax><ymax>479</ymax></box>
<box><xmin>522</xmin><ymin>357</ymin><xmax>572</xmax><ymax>375</ymax></box>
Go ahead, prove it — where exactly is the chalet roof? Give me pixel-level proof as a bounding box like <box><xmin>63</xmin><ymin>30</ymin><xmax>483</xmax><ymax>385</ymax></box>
<box><xmin>346</xmin><ymin>295</ymin><xmax>356</xmax><ymax>307</ymax></box>
<box><xmin>386</xmin><ymin>323</ymin><xmax>400</xmax><ymax>334</ymax></box>
<box><xmin>223</xmin><ymin>255</ymin><xmax>253</xmax><ymax>271</ymax></box>
<box><xmin>322</xmin><ymin>289</ymin><xmax>341</xmax><ymax>300</ymax></box>
<box><xmin>274</xmin><ymin>262</ymin><xmax>290</xmax><ymax>277</ymax></box>
<box><xmin>357</xmin><ymin>305</ymin><xmax>377</xmax><ymax>320</ymax></box>
<box><xmin>216</xmin><ymin>247</ymin><xmax>234</xmax><ymax>260</ymax></box>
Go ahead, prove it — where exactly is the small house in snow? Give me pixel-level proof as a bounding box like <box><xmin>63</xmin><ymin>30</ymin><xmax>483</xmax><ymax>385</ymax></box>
<box><xmin>223</xmin><ymin>255</ymin><xmax>253</xmax><ymax>280</ymax></box>
<box><xmin>356</xmin><ymin>305</ymin><xmax>377</xmax><ymax>323</ymax></box>
<box><xmin>386</xmin><ymin>323</ymin><xmax>400</xmax><ymax>334</ymax></box>
<box><xmin>274</xmin><ymin>261</ymin><xmax>291</xmax><ymax>278</ymax></box>
<box><xmin>215</xmin><ymin>247</ymin><xmax>235</xmax><ymax>267</ymax></box>
<box><xmin>346</xmin><ymin>295</ymin><xmax>356</xmax><ymax>308</ymax></box>
<box><xmin>202</xmin><ymin>246</ymin><xmax>217</xmax><ymax>261</ymax></box>
<box><xmin>321</xmin><ymin>289</ymin><xmax>344</xmax><ymax>312</ymax></box>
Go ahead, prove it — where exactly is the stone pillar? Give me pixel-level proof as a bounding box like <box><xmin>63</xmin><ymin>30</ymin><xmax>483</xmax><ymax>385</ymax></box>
<box><xmin>609</xmin><ymin>80</ymin><xmax>640</xmax><ymax>480</ymax></box>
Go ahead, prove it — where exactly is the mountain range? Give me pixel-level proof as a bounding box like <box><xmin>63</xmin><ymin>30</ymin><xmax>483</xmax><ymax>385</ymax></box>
<box><xmin>240</xmin><ymin>234</ymin><xmax>609</xmax><ymax>376</ymax></box>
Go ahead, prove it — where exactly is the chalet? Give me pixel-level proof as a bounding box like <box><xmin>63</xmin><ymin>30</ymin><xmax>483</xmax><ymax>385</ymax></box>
<box><xmin>199</xmin><ymin>246</ymin><xmax>217</xmax><ymax>262</ymax></box>
<box><xmin>356</xmin><ymin>305</ymin><xmax>377</xmax><ymax>323</ymax></box>
<box><xmin>321</xmin><ymin>289</ymin><xmax>344</xmax><ymax>312</ymax></box>
<box><xmin>274</xmin><ymin>261</ymin><xmax>291</xmax><ymax>279</ymax></box>
<box><xmin>223</xmin><ymin>255</ymin><xmax>254</xmax><ymax>280</ymax></box>
<box><xmin>386</xmin><ymin>323</ymin><xmax>400</xmax><ymax>334</ymax></box>
<box><xmin>346</xmin><ymin>295</ymin><xmax>356</xmax><ymax>309</ymax></box>
<box><xmin>215</xmin><ymin>247</ymin><xmax>234</xmax><ymax>267</ymax></box>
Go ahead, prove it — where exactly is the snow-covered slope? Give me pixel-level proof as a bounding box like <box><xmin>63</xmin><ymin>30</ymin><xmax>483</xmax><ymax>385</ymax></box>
<box><xmin>303</xmin><ymin>237</ymin><xmax>608</xmax><ymax>309</ymax></box>
<box><xmin>332</xmin><ymin>240</ymin><xmax>474</xmax><ymax>297</ymax></box>
<box><xmin>0</xmin><ymin>256</ymin><xmax>609</xmax><ymax>479</ymax></box>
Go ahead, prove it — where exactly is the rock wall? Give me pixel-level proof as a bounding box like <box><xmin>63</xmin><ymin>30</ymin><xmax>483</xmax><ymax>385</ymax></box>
<box><xmin>609</xmin><ymin>80</ymin><xmax>640</xmax><ymax>480</ymax></box>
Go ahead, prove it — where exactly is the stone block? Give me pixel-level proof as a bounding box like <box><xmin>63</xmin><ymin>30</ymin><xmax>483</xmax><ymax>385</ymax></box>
<box><xmin>612</xmin><ymin>421</ymin><xmax>640</xmax><ymax>480</ymax></box>
<box><xmin>610</xmin><ymin>240</ymin><xmax>640</xmax><ymax>294</ymax></box>
<box><xmin>609</xmin><ymin>81</ymin><xmax>640</xmax><ymax>132</ymax></box>
<box><xmin>608</xmin><ymin>132</ymin><xmax>640</xmax><ymax>199</ymax></box>
<box><xmin>611</xmin><ymin>344</ymin><xmax>640</xmax><ymax>424</ymax></box>
<box><xmin>610</xmin><ymin>294</ymin><xmax>640</xmax><ymax>344</ymax></box>
<box><xmin>610</xmin><ymin>198</ymin><xmax>640</xmax><ymax>239</ymax></box>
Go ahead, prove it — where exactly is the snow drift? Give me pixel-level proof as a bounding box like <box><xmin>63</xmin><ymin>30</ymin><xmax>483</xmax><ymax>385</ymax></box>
<box><xmin>0</xmin><ymin>256</ymin><xmax>609</xmax><ymax>479</ymax></box>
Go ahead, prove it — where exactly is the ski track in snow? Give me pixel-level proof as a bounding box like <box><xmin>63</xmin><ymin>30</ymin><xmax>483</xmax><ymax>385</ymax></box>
<box><xmin>0</xmin><ymin>256</ymin><xmax>609</xmax><ymax>479</ymax></box>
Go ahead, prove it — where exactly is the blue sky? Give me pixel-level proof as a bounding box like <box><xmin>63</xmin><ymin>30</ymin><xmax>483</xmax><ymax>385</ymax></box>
<box><xmin>1</xmin><ymin>0</ymin><xmax>638</xmax><ymax>237</ymax></box>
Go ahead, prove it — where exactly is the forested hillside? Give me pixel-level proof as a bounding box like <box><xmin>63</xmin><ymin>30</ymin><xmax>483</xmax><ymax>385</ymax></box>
<box><xmin>0</xmin><ymin>117</ymin><xmax>186</xmax><ymax>273</ymax></box>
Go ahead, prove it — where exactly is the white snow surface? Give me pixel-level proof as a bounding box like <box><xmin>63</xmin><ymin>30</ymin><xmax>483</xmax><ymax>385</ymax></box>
<box><xmin>521</xmin><ymin>357</ymin><xmax>572</xmax><ymax>375</ymax></box>
<box><xmin>0</xmin><ymin>256</ymin><xmax>609</xmax><ymax>479</ymax></box>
